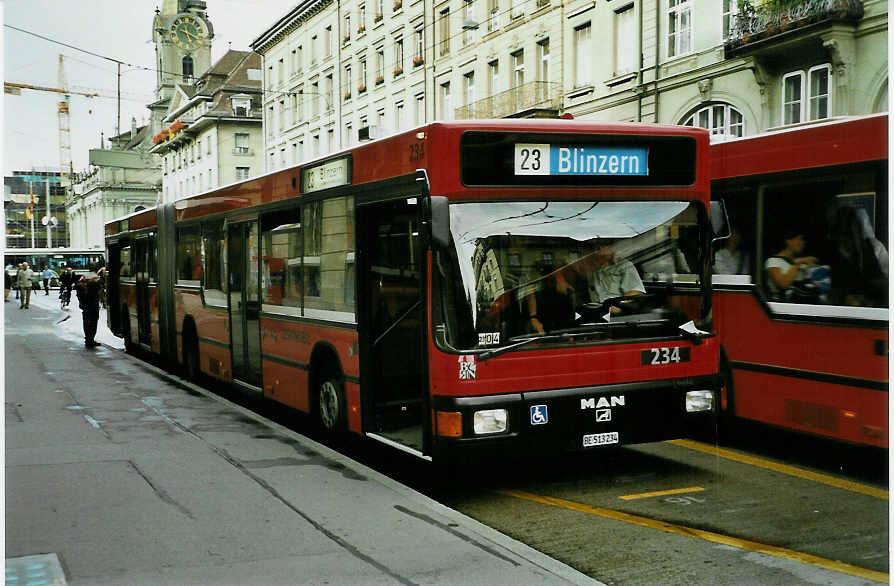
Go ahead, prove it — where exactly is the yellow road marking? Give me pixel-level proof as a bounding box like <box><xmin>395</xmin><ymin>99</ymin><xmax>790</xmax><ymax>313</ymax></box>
<box><xmin>500</xmin><ymin>490</ymin><xmax>889</xmax><ymax>584</ymax></box>
<box><xmin>619</xmin><ymin>486</ymin><xmax>705</xmax><ymax>501</ymax></box>
<box><xmin>669</xmin><ymin>439</ymin><xmax>888</xmax><ymax>500</ymax></box>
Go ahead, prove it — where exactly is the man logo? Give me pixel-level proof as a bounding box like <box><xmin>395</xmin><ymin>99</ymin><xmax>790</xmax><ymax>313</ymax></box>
<box><xmin>580</xmin><ymin>396</ymin><xmax>626</xmax><ymax>409</ymax></box>
<box><xmin>595</xmin><ymin>409</ymin><xmax>611</xmax><ymax>422</ymax></box>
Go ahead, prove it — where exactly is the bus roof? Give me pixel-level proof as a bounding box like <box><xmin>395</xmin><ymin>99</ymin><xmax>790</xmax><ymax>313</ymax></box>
<box><xmin>710</xmin><ymin>113</ymin><xmax>888</xmax><ymax>181</ymax></box>
<box><xmin>106</xmin><ymin>120</ymin><xmax>710</xmax><ymax>236</ymax></box>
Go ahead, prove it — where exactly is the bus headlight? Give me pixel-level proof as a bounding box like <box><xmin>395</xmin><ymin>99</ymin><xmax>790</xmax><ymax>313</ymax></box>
<box><xmin>473</xmin><ymin>409</ymin><xmax>508</xmax><ymax>434</ymax></box>
<box><xmin>686</xmin><ymin>391</ymin><xmax>714</xmax><ymax>413</ymax></box>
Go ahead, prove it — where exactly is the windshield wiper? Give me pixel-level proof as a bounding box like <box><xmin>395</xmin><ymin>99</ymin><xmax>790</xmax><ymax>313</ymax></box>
<box><xmin>479</xmin><ymin>334</ymin><xmax>558</xmax><ymax>362</ymax></box>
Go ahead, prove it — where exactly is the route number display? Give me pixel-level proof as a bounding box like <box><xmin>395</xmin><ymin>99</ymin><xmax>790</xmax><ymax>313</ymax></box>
<box><xmin>514</xmin><ymin>144</ymin><xmax>648</xmax><ymax>177</ymax></box>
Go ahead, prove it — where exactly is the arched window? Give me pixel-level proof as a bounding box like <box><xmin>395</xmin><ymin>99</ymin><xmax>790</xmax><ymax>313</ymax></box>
<box><xmin>133</xmin><ymin>205</ymin><xmax>146</xmax><ymax>213</ymax></box>
<box><xmin>182</xmin><ymin>56</ymin><xmax>194</xmax><ymax>80</ymax></box>
<box><xmin>683</xmin><ymin>103</ymin><xmax>744</xmax><ymax>140</ymax></box>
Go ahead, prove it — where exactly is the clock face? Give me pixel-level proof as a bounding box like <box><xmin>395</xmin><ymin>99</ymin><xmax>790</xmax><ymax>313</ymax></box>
<box><xmin>170</xmin><ymin>15</ymin><xmax>204</xmax><ymax>50</ymax></box>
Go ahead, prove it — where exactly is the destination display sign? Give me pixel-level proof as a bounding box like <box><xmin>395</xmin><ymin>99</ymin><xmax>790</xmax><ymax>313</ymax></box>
<box><xmin>302</xmin><ymin>156</ymin><xmax>351</xmax><ymax>193</ymax></box>
<box><xmin>514</xmin><ymin>144</ymin><xmax>649</xmax><ymax>177</ymax></box>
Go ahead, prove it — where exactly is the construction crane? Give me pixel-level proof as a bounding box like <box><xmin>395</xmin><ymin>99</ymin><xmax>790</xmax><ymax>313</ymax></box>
<box><xmin>4</xmin><ymin>55</ymin><xmax>100</xmax><ymax>188</ymax></box>
<box><xmin>4</xmin><ymin>55</ymin><xmax>99</xmax><ymax>246</ymax></box>
<box><xmin>57</xmin><ymin>55</ymin><xmax>72</xmax><ymax>188</ymax></box>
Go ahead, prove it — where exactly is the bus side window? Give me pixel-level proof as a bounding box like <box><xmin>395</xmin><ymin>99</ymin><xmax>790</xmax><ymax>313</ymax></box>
<box><xmin>711</xmin><ymin>193</ymin><xmax>755</xmax><ymax>279</ymax></box>
<box><xmin>260</xmin><ymin>208</ymin><xmax>302</xmax><ymax>316</ymax></box>
<box><xmin>302</xmin><ymin>196</ymin><xmax>355</xmax><ymax>322</ymax></box>
<box><xmin>120</xmin><ymin>247</ymin><xmax>132</xmax><ymax>278</ymax></box>
<box><xmin>761</xmin><ymin>183</ymin><xmax>888</xmax><ymax>307</ymax></box>
<box><xmin>202</xmin><ymin>222</ymin><xmax>227</xmax><ymax>306</ymax></box>
<box><xmin>176</xmin><ymin>225</ymin><xmax>201</xmax><ymax>286</ymax></box>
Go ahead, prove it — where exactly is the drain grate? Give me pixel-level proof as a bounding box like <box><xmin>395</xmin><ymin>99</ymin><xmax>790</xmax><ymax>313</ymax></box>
<box><xmin>6</xmin><ymin>554</ymin><xmax>67</xmax><ymax>585</ymax></box>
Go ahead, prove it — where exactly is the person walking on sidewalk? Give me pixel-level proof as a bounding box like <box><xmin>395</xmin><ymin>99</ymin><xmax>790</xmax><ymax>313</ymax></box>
<box><xmin>76</xmin><ymin>272</ymin><xmax>102</xmax><ymax>347</ymax></box>
<box><xmin>41</xmin><ymin>265</ymin><xmax>54</xmax><ymax>295</ymax></box>
<box><xmin>4</xmin><ymin>268</ymin><xmax>11</xmax><ymax>302</ymax></box>
<box><xmin>16</xmin><ymin>263</ymin><xmax>34</xmax><ymax>309</ymax></box>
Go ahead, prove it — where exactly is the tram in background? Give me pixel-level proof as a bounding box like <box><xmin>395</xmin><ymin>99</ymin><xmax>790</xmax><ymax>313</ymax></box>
<box><xmin>105</xmin><ymin>120</ymin><xmax>720</xmax><ymax>463</ymax></box>
<box><xmin>711</xmin><ymin>114</ymin><xmax>888</xmax><ymax>448</ymax></box>
<box><xmin>4</xmin><ymin>248</ymin><xmax>106</xmax><ymax>285</ymax></box>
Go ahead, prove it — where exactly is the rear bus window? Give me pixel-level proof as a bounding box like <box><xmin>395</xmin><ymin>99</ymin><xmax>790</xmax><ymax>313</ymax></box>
<box><xmin>176</xmin><ymin>225</ymin><xmax>202</xmax><ymax>285</ymax></box>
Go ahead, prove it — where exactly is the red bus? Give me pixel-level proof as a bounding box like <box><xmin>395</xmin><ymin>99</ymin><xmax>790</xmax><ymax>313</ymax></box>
<box><xmin>105</xmin><ymin>120</ymin><xmax>719</xmax><ymax>462</ymax></box>
<box><xmin>710</xmin><ymin>114</ymin><xmax>888</xmax><ymax>448</ymax></box>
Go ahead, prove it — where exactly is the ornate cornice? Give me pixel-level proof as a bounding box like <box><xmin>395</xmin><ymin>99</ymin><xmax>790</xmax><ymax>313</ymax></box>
<box><xmin>251</xmin><ymin>0</ymin><xmax>334</xmax><ymax>54</ymax></box>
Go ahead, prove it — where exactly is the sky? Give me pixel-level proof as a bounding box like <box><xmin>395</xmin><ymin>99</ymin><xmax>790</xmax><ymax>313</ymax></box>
<box><xmin>2</xmin><ymin>0</ymin><xmax>297</xmax><ymax>176</ymax></box>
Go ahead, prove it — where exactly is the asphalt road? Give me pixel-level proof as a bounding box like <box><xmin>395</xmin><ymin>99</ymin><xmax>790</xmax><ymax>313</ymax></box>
<box><xmin>435</xmin><ymin>437</ymin><xmax>888</xmax><ymax>585</ymax></box>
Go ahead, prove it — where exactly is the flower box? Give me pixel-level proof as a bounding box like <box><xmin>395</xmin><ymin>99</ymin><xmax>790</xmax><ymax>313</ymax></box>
<box><xmin>393</xmin><ymin>0</ymin><xmax>402</xmax><ymax>10</ymax></box>
<box><xmin>374</xmin><ymin>13</ymin><xmax>383</xmax><ymax>22</ymax></box>
<box><xmin>343</xmin><ymin>34</ymin><xmax>351</xmax><ymax>43</ymax></box>
<box><xmin>357</xmin><ymin>25</ymin><xmax>366</xmax><ymax>34</ymax></box>
<box><xmin>393</xmin><ymin>66</ymin><xmax>404</xmax><ymax>76</ymax></box>
<box><xmin>358</xmin><ymin>84</ymin><xmax>367</xmax><ymax>94</ymax></box>
<box><xmin>375</xmin><ymin>75</ymin><xmax>385</xmax><ymax>85</ymax></box>
<box><xmin>344</xmin><ymin>91</ymin><xmax>351</xmax><ymax>101</ymax></box>
<box><xmin>412</xmin><ymin>56</ymin><xmax>424</xmax><ymax>67</ymax></box>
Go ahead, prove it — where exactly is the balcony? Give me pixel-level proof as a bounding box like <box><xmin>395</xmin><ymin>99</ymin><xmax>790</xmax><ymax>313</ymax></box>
<box><xmin>454</xmin><ymin>81</ymin><xmax>561</xmax><ymax>120</ymax></box>
<box><xmin>725</xmin><ymin>0</ymin><xmax>863</xmax><ymax>58</ymax></box>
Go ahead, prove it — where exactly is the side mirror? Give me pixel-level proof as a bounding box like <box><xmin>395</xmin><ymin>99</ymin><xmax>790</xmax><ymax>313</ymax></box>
<box><xmin>710</xmin><ymin>199</ymin><xmax>732</xmax><ymax>244</ymax></box>
<box><xmin>430</xmin><ymin>196</ymin><xmax>451</xmax><ymax>250</ymax></box>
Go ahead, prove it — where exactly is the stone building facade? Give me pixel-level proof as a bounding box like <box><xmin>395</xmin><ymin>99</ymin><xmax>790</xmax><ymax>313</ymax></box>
<box><xmin>150</xmin><ymin>50</ymin><xmax>265</xmax><ymax>202</ymax></box>
<box><xmin>252</xmin><ymin>0</ymin><xmax>886</xmax><ymax>170</ymax></box>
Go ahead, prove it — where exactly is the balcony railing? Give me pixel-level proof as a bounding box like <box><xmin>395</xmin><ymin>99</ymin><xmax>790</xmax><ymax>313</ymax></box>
<box><xmin>454</xmin><ymin>81</ymin><xmax>561</xmax><ymax>120</ymax></box>
<box><xmin>727</xmin><ymin>0</ymin><xmax>863</xmax><ymax>52</ymax></box>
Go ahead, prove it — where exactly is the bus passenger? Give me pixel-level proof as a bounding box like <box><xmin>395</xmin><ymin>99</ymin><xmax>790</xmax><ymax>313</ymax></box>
<box><xmin>829</xmin><ymin>206</ymin><xmax>888</xmax><ymax>306</ymax></box>
<box><xmin>713</xmin><ymin>228</ymin><xmax>750</xmax><ymax>274</ymax></box>
<box><xmin>764</xmin><ymin>231</ymin><xmax>817</xmax><ymax>302</ymax></box>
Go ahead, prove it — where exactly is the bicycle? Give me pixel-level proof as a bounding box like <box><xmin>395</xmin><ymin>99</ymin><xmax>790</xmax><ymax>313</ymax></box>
<box><xmin>60</xmin><ymin>286</ymin><xmax>72</xmax><ymax>309</ymax></box>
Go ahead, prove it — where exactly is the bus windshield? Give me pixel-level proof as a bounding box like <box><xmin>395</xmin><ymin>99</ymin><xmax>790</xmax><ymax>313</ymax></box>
<box><xmin>436</xmin><ymin>200</ymin><xmax>706</xmax><ymax>351</ymax></box>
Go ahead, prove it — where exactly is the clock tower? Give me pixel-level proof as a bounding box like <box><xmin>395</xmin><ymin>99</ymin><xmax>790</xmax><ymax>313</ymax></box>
<box><xmin>151</xmin><ymin>0</ymin><xmax>213</xmax><ymax>126</ymax></box>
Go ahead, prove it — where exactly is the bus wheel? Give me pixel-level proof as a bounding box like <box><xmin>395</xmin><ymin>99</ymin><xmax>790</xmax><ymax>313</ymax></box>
<box><xmin>317</xmin><ymin>371</ymin><xmax>346</xmax><ymax>433</ymax></box>
<box><xmin>121</xmin><ymin>306</ymin><xmax>135</xmax><ymax>353</ymax></box>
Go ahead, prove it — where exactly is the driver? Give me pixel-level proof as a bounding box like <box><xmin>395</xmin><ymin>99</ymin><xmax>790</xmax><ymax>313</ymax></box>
<box><xmin>528</xmin><ymin>240</ymin><xmax>645</xmax><ymax>334</ymax></box>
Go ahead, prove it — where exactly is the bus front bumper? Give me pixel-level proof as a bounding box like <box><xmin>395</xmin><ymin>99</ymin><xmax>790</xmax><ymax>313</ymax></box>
<box><xmin>430</xmin><ymin>376</ymin><xmax>719</xmax><ymax>457</ymax></box>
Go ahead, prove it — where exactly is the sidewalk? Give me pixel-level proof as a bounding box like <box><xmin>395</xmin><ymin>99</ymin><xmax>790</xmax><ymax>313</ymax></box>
<box><xmin>4</xmin><ymin>295</ymin><xmax>600</xmax><ymax>585</ymax></box>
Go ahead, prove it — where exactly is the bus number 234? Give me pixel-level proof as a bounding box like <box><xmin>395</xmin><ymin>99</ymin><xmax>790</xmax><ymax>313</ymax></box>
<box><xmin>409</xmin><ymin>142</ymin><xmax>425</xmax><ymax>161</ymax></box>
<box><xmin>642</xmin><ymin>347</ymin><xmax>690</xmax><ymax>365</ymax></box>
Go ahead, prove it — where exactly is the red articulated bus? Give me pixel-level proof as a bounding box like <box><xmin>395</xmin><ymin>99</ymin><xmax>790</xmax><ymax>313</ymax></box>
<box><xmin>105</xmin><ymin>120</ymin><xmax>720</xmax><ymax>463</ymax></box>
<box><xmin>710</xmin><ymin>114</ymin><xmax>888</xmax><ymax>448</ymax></box>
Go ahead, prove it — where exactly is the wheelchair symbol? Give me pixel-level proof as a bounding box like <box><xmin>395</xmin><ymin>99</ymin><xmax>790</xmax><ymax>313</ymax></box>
<box><xmin>530</xmin><ymin>405</ymin><xmax>548</xmax><ymax>425</ymax></box>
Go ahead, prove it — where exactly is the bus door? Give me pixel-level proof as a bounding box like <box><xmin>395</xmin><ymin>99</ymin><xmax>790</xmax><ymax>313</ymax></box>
<box><xmin>134</xmin><ymin>235</ymin><xmax>154</xmax><ymax>346</ymax></box>
<box><xmin>227</xmin><ymin>220</ymin><xmax>263</xmax><ymax>391</ymax></box>
<box><xmin>357</xmin><ymin>196</ymin><xmax>427</xmax><ymax>455</ymax></box>
<box><xmin>107</xmin><ymin>243</ymin><xmax>122</xmax><ymax>334</ymax></box>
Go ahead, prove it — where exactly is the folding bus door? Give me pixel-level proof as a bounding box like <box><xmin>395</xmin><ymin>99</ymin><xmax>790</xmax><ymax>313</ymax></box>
<box><xmin>357</xmin><ymin>196</ymin><xmax>427</xmax><ymax>455</ymax></box>
<box><xmin>134</xmin><ymin>236</ymin><xmax>154</xmax><ymax>347</ymax></box>
<box><xmin>227</xmin><ymin>220</ymin><xmax>263</xmax><ymax>391</ymax></box>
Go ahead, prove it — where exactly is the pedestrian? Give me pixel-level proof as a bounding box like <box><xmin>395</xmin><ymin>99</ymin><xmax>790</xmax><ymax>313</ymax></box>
<box><xmin>97</xmin><ymin>267</ymin><xmax>108</xmax><ymax>309</ymax></box>
<box><xmin>42</xmin><ymin>265</ymin><xmax>54</xmax><ymax>295</ymax></box>
<box><xmin>59</xmin><ymin>266</ymin><xmax>75</xmax><ymax>308</ymax></box>
<box><xmin>16</xmin><ymin>263</ymin><xmax>34</xmax><ymax>309</ymax></box>
<box><xmin>4</xmin><ymin>268</ymin><xmax>11</xmax><ymax>302</ymax></box>
<box><xmin>75</xmin><ymin>272</ymin><xmax>102</xmax><ymax>348</ymax></box>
